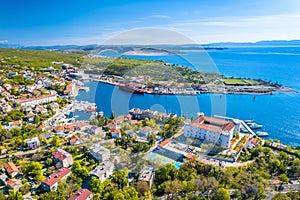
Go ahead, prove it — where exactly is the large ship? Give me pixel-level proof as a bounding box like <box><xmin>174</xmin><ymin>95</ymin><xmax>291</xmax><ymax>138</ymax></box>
<box><xmin>119</xmin><ymin>84</ymin><xmax>144</xmax><ymax>94</ymax></box>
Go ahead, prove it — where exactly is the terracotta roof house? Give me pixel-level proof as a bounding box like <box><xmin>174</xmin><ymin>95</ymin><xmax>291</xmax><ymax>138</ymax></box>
<box><xmin>42</xmin><ymin>168</ymin><xmax>71</xmax><ymax>192</ymax></box>
<box><xmin>111</xmin><ymin>128</ymin><xmax>121</xmax><ymax>138</ymax></box>
<box><xmin>52</xmin><ymin>148</ymin><xmax>73</xmax><ymax>168</ymax></box>
<box><xmin>158</xmin><ymin>138</ymin><xmax>171</xmax><ymax>148</ymax></box>
<box><xmin>246</xmin><ymin>137</ymin><xmax>259</xmax><ymax>149</ymax></box>
<box><xmin>4</xmin><ymin>162</ymin><xmax>19</xmax><ymax>178</ymax></box>
<box><xmin>69</xmin><ymin>134</ymin><xmax>81</xmax><ymax>145</ymax></box>
<box><xmin>7</xmin><ymin>179</ymin><xmax>22</xmax><ymax>191</ymax></box>
<box><xmin>184</xmin><ymin>114</ymin><xmax>236</xmax><ymax>149</ymax></box>
<box><xmin>68</xmin><ymin>188</ymin><xmax>93</xmax><ymax>200</ymax></box>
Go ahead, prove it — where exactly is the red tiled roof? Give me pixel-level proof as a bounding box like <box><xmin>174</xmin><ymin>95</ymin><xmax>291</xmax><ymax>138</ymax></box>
<box><xmin>159</xmin><ymin>138</ymin><xmax>171</xmax><ymax>148</ymax></box>
<box><xmin>7</xmin><ymin>179</ymin><xmax>22</xmax><ymax>188</ymax></box>
<box><xmin>248</xmin><ymin>138</ymin><xmax>259</xmax><ymax>145</ymax></box>
<box><xmin>191</xmin><ymin>123</ymin><xmax>222</xmax><ymax>133</ymax></box>
<box><xmin>43</xmin><ymin>168</ymin><xmax>71</xmax><ymax>186</ymax></box>
<box><xmin>39</xmin><ymin>124</ymin><xmax>46</xmax><ymax>129</ymax></box>
<box><xmin>12</xmin><ymin>120</ymin><xmax>22</xmax><ymax>125</ymax></box>
<box><xmin>27</xmin><ymin>112</ymin><xmax>35</xmax><ymax>117</ymax></box>
<box><xmin>130</xmin><ymin>120</ymin><xmax>138</xmax><ymax>125</ymax></box>
<box><xmin>69</xmin><ymin>135</ymin><xmax>80</xmax><ymax>143</ymax></box>
<box><xmin>191</xmin><ymin>115</ymin><xmax>235</xmax><ymax>133</ymax></box>
<box><xmin>111</xmin><ymin>128</ymin><xmax>120</xmax><ymax>133</ymax></box>
<box><xmin>141</xmin><ymin>126</ymin><xmax>152</xmax><ymax>132</ymax></box>
<box><xmin>4</xmin><ymin>162</ymin><xmax>18</xmax><ymax>174</ymax></box>
<box><xmin>68</xmin><ymin>188</ymin><xmax>92</xmax><ymax>200</ymax></box>
<box><xmin>52</xmin><ymin>149</ymin><xmax>72</xmax><ymax>161</ymax></box>
<box><xmin>16</xmin><ymin>94</ymin><xmax>56</xmax><ymax>104</ymax></box>
<box><xmin>107</xmin><ymin>122</ymin><xmax>117</xmax><ymax>127</ymax></box>
<box><xmin>185</xmin><ymin>153</ymin><xmax>194</xmax><ymax>159</ymax></box>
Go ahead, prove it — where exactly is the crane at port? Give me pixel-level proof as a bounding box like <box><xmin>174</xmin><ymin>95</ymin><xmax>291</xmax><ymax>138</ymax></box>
<box><xmin>144</xmin><ymin>76</ymin><xmax>150</xmax><ymax>91</ymax></box>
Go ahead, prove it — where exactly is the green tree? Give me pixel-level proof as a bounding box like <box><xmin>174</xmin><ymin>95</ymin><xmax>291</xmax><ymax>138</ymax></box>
<box><xmin>89</xmin><ymin>177</ymin><xmax>103</xmax><ymax>194</ymax></box>
<box><xmin>71</xmin><ymin>161</ymin><xmax>89</xmax><ymax>180</ymax></box>
<box><xmin>272</xmin><ymin>193</ymin><xmax>291</xmax><ymax>200</ymax></box>
<box><xmin>164</xmin><ymin>179</ymin><xmax>183</xmax><ymax>200</ymax></box>
<box><xmin>155</xmin><ymin>164</ymin><xmax>177</xmax><ymax>185</ymax></box>
<box><xmin>111</xmin><ymin>170</ymin><xmax>129</xmax><ymax>189</ymax></box>
<box><xmin>279</xmin><ymin>174</ymin><xmax>289</xmax><ymax>183</ymax></box>
<box><xmin>137</xmin><ymin>181</ymin><xmax>150</xmax><ymax>196</ymax></box>
<box><xmin>22</xmin><ymin>161</ymin><xmax>43</xmax><ymax>183</ymax></box>
<box><xmin>52</xmin><ymin>135</ymin><xmax>60</xmax><ymax>147</ymax></box>
<box><xmin>212</xmin><ymin>188</ymin><xmax>230</xmax><ymax>200</ymax></box>
<box><xmin>7</xmin><ymin>190</ymin><xmax>23</xmax><ymax>200</ymax></box>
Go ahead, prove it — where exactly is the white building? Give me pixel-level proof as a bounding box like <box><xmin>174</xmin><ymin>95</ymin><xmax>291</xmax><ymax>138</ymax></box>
<box><xmin>90</xmin><ymin>161</ymin><xmax>114</xmax><ymax>182</ymax></box>
<box><xmin>89</xmin><ymin>143</ymin><xmax>110</xmax><ymax>162</ymax></box>
<box><xmin>15</xmin><ymin>94</ymin><xmax>57</xmax><ymax>107</ymax></box>
<box><xmin>138</xmin><ymin>166</ymin><xmax>155</xmax><ymax>188</ymax></box>
<box><xmin>26</xmin><ymin>137</ymin><xmax>40</xmax><ymax>149</ymax></box>
<box><xmin>184</xmin><ymin>114</ymin><xmax>235</xmax><ymax>149</ymax></box>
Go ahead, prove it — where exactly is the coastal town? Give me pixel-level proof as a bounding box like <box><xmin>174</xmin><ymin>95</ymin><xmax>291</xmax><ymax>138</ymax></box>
<box><xmin>0</xmin><ymin>48</ymin><xmax>299</xmax><ymax>200</ymax></box>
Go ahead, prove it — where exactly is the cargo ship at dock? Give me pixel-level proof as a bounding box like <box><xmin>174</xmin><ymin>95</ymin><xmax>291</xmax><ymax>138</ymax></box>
<box><xmin>119</xmin><ymin>84</ymin><xmax>145</xmax><ymax>94</ymax></box>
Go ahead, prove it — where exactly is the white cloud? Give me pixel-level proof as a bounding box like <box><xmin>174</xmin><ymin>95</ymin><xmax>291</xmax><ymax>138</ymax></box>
<box><xmin>161</xmin><ymin>13</ymin><xmax>300</xmax><ymax>43</ymax></box>
<box><xmin>149</xmin><ymin>15</ymin><xmax>170</xmax><ymax>19</ymax></box>
<box><xmin>0</xmin><ymin>40</ymin><xmax>8</xmax><ymax>43</ymax></box>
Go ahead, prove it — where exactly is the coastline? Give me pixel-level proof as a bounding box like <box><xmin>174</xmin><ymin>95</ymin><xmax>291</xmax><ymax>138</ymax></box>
<box><xmin>88</xmin><ymin>76</ymin><xmax>297</xmax><ymax>96</ymax></box>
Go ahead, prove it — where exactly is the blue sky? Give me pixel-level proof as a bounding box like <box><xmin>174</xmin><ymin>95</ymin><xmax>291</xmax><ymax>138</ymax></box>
<box><xmin>1</xmin><ymin>0</ymin><xmax>300</xmax><ymax>45</ymax></box>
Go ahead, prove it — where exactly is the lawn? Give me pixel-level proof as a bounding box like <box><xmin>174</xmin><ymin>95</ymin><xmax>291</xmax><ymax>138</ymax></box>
<box><xmin>222</xmin><ymin>79</ymin><xmax>248</xmax><ymax>85</ymax></box>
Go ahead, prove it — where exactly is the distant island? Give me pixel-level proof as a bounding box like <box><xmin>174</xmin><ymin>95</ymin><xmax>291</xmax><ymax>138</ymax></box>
<box><xmin>0</xmin><ymin>48</ymin><xmax>295</xmax><ymax>96</ymax></box>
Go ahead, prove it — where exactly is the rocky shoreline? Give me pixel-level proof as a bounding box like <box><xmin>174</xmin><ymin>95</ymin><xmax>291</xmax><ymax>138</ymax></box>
<box><xmin>88</xmin><ymin>75</ymin><xmax>297</xmax><ymax>96</ymax></box>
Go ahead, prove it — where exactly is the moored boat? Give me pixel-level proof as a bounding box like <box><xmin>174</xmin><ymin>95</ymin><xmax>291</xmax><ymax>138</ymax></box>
<box><xmin>249</xmin><ymin>123</ymin><xmax>263</xmax><ymax>129</ymax></box>
<box><xmin>256</xmin><ymin>131</ymin><xmax>269</xmax><ymax>137</ymax></box>
<box><xmin>244</xmin><ymin>120</ymin><xmax>254</xmax><ymax>124</ymax></box>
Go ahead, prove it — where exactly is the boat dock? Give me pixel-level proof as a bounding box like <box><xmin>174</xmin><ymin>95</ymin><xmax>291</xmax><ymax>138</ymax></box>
<box><xmin>213</xmin><ymin>115</ymin><xmax>256</xmax><ymax>136</ymax></box>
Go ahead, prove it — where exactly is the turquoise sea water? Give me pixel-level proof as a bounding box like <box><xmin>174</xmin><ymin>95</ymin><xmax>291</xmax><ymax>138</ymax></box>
<box><xmin>76</xmin><ymin>46</ymin><xmax>300</xmax><ymax>146</ymax></box>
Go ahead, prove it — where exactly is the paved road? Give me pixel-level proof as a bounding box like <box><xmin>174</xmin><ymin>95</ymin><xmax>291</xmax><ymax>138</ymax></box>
<box><xmin>265</xmin><ymin>183</ymin><xmax>300</xmax><ymax>200</ymax></box>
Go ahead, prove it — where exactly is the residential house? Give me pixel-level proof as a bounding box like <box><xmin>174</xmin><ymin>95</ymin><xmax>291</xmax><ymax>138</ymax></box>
<box><xmin>138</xmin><ymin>126</ymin><xmax>152</xmax><ymax>137</ymax></box>
<box><xmin>68</xmin><ymin>188</ymin><xmax>93</xmax><ymax>200</ymax></box>
<box><xmin>42</xmin><ymin>168</ymin><xmax>71</xmax><ymax>192</ymax></box>
<box><xmin>89</xmin><ymin>143</ymin><xmax>110</xmax><ymax>162</ymax></box>
<box><xmin>7</xmin><ymin>179</ymin><xmax>22</xmax><ymax>191</ymax></box>
<box><xmin>0</xmin><ymin>102</ymin><xmax>12</xmax><ymax>112</ymax></box>
<box><xmin>90</xmin><ymin>161</ymin><xmax>114</xmax><ymax>182</ymax></box>
<box><xmin>38</xmin><ymin>124</ymin><xmax>47</xmax><ymax>132</ymax></box>
<box><xmin>106</xmin><ymin>122</ymin><xmax>118</xmax><ymax>130</ymax></box>
<box><xmin>10</xmin><ymin>120</ymin><xmax>22</xmax><ymax>129</ymax></box>
<box><xmin>246</xmin><ymin>138</ymin><xmax>259</xmax><ymax>149</ymax></box>
<box><xmin>27</xmin><ymin>111</ymin><xmax>35</xmax><ymax>122</ymax></box>
<box><xmin>0</xmin><ymin>174</ymin><xmax>8</xmax><ymax>185</ymax></box>
<box><xmin>4</xmin><ymin>162</ymin><xmax>19</xmax><ymax>178</ymax></box>
<box><xmin>64</xmin><ymin>83</ymin><xmax>76</xmax><ymax>96</ymax></box>
<box><xmin>26</xmin><ymin>137</ymin><xmax>40</xmax><ymax>149</ymax></box>
<box><xmin>111</xmin><ymin>128</ymin><xmax>121</xmax><ymax>138</ymax></box>
<box><xmin>69</xmin><ymin>134</ymin><xmax>81</xmax><ymax>145</ymax></box>
<box><xmin>52</xmin><ymin>149</ymin><xmax>73</xmax><ymax>168</ymax></box>
<box><xmin>184</xmin><ymin>114</ymin><xmax>235</xmax><ymax>149</ymax></box>
<box><xmin>35</xmin><ymin>105</ymin><xmax>48</xmax><ymax>115</ymax></box>
<box><xmin>138</xmin><ymin>166</ymin><xmax>155</xmax><ymax>189</ymax></box>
